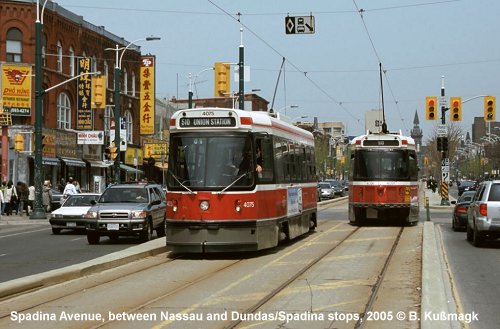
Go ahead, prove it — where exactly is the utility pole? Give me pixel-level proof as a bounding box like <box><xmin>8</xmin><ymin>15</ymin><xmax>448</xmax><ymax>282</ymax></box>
<box><xmin>238</xmin><ymin>28</ymin><xmax>244</xmax><ymax>110</ymax></box>
<box><xmin>440</xmin><ymin>76</ymin><xmax>450</xmax><ymax>206</ymax></box>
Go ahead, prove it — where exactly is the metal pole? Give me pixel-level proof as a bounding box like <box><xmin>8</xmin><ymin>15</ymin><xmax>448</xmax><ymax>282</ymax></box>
<box><xmin>114</xmin><ymin>58</ymin><xmax>121</xmax><ymax>183</ymax></box>
<box><xmin>238</xmin><ymin>28</ymin><xmax>244</xmax><ymax>110</ymax></box>
<box><xmin>440</xmin><ymin>76</ymin><xmax>450</xmax><ymax>206</ymax></box>
<box><xmin>30</xmin><ymin>16</ymin><xmax>45</xmax><ymax>219</ymax></box>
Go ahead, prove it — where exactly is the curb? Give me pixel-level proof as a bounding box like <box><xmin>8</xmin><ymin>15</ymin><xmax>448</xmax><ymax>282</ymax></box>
<box><xmin>0</xmin><ymin>238</ymin><xmax>166</xmax><ymax>299</ymax></box>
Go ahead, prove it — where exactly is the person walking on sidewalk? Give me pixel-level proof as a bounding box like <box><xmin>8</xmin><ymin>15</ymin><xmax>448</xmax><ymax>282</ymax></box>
<box><xmin>0</xmin><ymin>185</ymin><xmax>4</xmax><ymax>218</ymax></box>
<box><xmin>28</xmin><ymin>184</ymin><xmax>35</xmax><ymax>215</ymax></box>
<box><xmin>5</xmin><ymin>181</ymin><xmax>17</xmax><ymax>216</ymax></box>
<box><xmin>62</xmin><ymin>177</ymin><xmax>78</xmax><ymax>204</ymax></box>
<box><xmin>0</xmin><ymin>181</ymin><xmax>6</xmax><ymax>215</ymax></box>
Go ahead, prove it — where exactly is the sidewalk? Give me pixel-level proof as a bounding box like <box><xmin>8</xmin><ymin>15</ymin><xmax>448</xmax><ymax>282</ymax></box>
<box><xmin>419</xmin><ymin>182</ymin><xmax>456</xmax><ymax>208</ymax></box>
<box><xmin>0</xmin><ymin>212</ymin><xmax>50</xmax><ymax>225</ymax></box>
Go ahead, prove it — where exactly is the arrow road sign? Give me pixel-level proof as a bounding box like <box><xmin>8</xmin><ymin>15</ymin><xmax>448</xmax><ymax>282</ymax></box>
<box><xmin>285</xmin><ymin>16</ymin><xmax>315</xmax><ymax>34</ymax></box>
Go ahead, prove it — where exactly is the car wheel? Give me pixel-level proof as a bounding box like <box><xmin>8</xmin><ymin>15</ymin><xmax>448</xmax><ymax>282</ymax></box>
<box><xmin>52</xmin><ymin>227</ymin><xmax>61</xmax><ymax>235</ymax></box>
<box><xmin>472</xmin><ymin>223</ymin><xmax>483</xmax><ymax>247</ymax></box>
<box><xmin>466</xmin><ymin>223</ymin><xmax>473</xmax><ymax>241</ymax></box>
<box><xmin>87</xmin><ymin>232</ymin><xmax>100</xmax><ymax>245</ymax></box>
<box><xmin>140</xmin><ymin>219</ymin><xmax>153</xmax><ymax>242</ymax></box>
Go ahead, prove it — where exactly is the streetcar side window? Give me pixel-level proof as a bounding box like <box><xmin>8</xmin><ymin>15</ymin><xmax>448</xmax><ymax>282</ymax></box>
<box><xmin>256</xmin><ymin>138</ymin><xmax>274</xmax><ymax>182</ymax></box>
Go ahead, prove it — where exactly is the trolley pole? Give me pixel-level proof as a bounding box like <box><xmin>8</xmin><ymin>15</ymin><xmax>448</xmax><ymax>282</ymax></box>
<box><xmin>440</xmin><ymin>76</ymin><xmax>450</xmax><ymax>206</ymax></box>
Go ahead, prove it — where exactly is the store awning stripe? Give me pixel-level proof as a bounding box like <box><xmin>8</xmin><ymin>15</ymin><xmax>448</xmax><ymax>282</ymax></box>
<box><xmin>60</xmin><ymin>157</ymin><xmax>86</xmax><ymax>167</ymax></box>
<box><xmin>119</xmin><ymin>163</ymin><xmax>144</xmax><ymax>174</ymax></box>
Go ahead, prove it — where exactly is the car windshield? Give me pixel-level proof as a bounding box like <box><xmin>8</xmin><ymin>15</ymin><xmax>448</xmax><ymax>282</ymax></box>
<box><xmin>99</xmin><ymin>188</ymin><xmax>149</xmax><ymax>203</ymax></box>
<box><xmin>63</xmin><ymin>195</ymin><xmax>99</xmax><ymax>207</ymax></box>
<box><xmin>318</xmin><ymin>183</ymin><xmax>331</xmax><ymax>189</ymax></box>
<box><xmin>458</xmin><ymin>193</ymin><xmax>474</xmax><ymax>203</ymax></box>
<box><xmin>488</xmin><ymin>183</ymin><xmax>500</xmax><ymax>201</ymax></box>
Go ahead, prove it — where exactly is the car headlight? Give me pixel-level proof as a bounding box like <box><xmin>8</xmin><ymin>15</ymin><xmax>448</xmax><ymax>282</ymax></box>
<box><xmin>132</xmin><ymin>210</ymin><xmax>147</xmax><ymax>218</ymax></box>
<box><xmin>85</xmin><ymin>211</ymin><xmax>98</xmax><ymax>219</ymax></box>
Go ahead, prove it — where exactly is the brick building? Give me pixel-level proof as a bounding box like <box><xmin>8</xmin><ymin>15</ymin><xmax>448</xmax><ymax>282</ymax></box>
<box><xmin>0</xmin><ymin>0</ymin><xmax>153</xmax><ymax>190</ymax></box>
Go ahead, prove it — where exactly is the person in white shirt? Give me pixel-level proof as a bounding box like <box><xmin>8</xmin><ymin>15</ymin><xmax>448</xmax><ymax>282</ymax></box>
<box><xmin>62</xmin><ymin>177</ymin><xmax>78</xmax><ymax>203</ymax></box>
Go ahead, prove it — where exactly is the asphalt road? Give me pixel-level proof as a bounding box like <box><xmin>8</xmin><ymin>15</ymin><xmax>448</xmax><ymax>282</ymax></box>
<box><xmin>0</xmin><ymin>224</ymin><xmax>143</xmax><ymax>283</ymax></box>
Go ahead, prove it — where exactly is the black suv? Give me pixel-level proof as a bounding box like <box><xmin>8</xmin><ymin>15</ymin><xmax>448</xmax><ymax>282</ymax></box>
<box><xmin>85</xmin><ymin>182</ymin><xmax>166</xmax><ymax>244</ymax></box>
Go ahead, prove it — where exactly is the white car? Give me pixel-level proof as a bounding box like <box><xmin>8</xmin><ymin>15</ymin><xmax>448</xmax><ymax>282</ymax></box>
<box><xmin>49</xmin><ymin>193</ymin><xmax>100</xmax><ymax>234</ymax></box>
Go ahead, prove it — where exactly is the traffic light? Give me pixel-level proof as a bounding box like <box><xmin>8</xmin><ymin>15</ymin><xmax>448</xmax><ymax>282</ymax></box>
<box><xmin>437</xmin><ymin>137</ymin><xmax>448</xmax><ymax>152</ymax></box>
<box><xmin>214</xmin><ymin>62</ymin><xmax>230</xmax><ymax>97</ymax></box>
<box><xmin>109</xmin><ymin>141</ymin><xmax>118</xmax><ymax>160</ymax></box>
<box><xmin>92</xmin><ymin>75</ymin><xmax>106</xmax><ymax>109</ymax></box>
<box><xmin>484</xmin><ymin>96</ymin><xmax>496</xmax><ymax>121</ymax></box>
<box><xmin>450</xmin><ymin>97</ymin><xmax>462</xmax><ymax>121</ymax></box>
<box><xmin>425</xmin><ymin>96</ymin><xmax>437</xmax><ymax>120</ymax></box>
<box><xmin>14</xmin><ymin>133</ymin><xmax>24</xmax><ymax>152</ymax></box>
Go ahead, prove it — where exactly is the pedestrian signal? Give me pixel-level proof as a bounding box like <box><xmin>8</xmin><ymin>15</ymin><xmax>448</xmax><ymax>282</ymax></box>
<box><xmin>426</xmin><ymin>96</ymin><xmax>437</xmax><ymax>120</ymax></box>
<box><xmin>450</xmin><ymin>97</ymin><xmax>462</xmax><ymax>122</ymax></box>
<box><xmin>484</xmin><ymin>96</ymin><xmax>496</xmax><ymax>121</ymax></box>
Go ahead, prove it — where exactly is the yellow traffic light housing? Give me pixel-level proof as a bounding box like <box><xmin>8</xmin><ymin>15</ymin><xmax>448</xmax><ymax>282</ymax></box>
<box><xmin>484</xmin><ymin>96</ymin><xmax>496</xmax><ymax>121</ymax></box>
<box><xmin>425</xmin><ymin>96</ymin><xmax>437</xmax><ymax>120</ymax></box>
<box><xmin>92</xmin><ymin>75</ymin><xmax>106</xmax><ymax>109</ymax></box>
<box><xmin>14</xmin><ymin>133</ymin><xmax>25</xmax><ymax>152</ymax></box>
<box><xmin>214</xmin><ymin>62</ymin><xmax>230</xmax><ymax>97</ymax></box>
<box><xmin>108</xmin><ymin>141</ymin><xmax>118</xmax><ymax>160</ymax></box>
<box><xmin>450</xmin><ymin>97</ymin><xmax>462</xmax><ymax>121</ymax></box>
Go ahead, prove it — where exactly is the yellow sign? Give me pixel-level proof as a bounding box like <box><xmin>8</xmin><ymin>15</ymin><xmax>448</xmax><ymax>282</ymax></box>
<box><xmin>140</xmin><ymin>56</ymin><xmax>155</xmax><ymax>135</ymax></box>
<box><xmin>1</xmin><ymin>64</ymin><xmax>32</xmax><ymax>116</ymax></box>
<box><xmin>144</xmin><ymin>143</ymin><xmax>168</xmax><ymax>159</ymax></box>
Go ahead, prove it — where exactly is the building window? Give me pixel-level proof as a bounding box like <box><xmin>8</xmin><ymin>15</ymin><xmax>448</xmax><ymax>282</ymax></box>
<box><xmin>6</xmin><ymin>28</ymin><xmax>23</xmax><ymax>62</ymax></box>
<box><xmin>131</xmin><ymin>71</ymin><xmax>136</xmax><ymax>96</ymax></box>
<box><xmin>57</xmin><ymin>93</ymin><xmax>71</xmax><ymax>129</ymax></box>
<box><xmin>69</xmin><ymin>47</ymin><xmax>75</xmax><ymax>76</ymax></box>
<box><xmin>56</xmin><ymin>41</ymin><xmax>63</xmax><ymax>72</ymax></box>
<box><xmin>123</xmin><ymin>68</ymin><xmax>128</xmax><ymax>94</ymax></box>
<box><xmin>92</xmin><ymin>55</ymin><xmax>97</xmax><ymax>72</ymax></box>
<box><xmin>103</xmin><ymin>61</ymin><xmax>109</xmax><ymax>89</ymax></box>
<box><xmin>125</xmin><ymin>110</ymin><xmax>133</xmax><ymax>143</ymax></box>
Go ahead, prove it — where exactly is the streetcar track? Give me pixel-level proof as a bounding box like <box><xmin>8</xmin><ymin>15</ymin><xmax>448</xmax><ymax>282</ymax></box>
<box><xmin>223</xmin><ymin>226</ymin><xmax>362</xmax><ymax>329</ymax></box>
<box><xmin>355</xmin><ymin>226</ymin><xmax>405</xmax><ymax>329</ymax></box>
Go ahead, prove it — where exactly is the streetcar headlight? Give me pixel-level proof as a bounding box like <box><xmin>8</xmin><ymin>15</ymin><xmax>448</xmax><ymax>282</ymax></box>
<box><xmin>199</xmin><ymin>200</ymin><xmax>209</xmax><ymax>211</ymax></box>
<box><xmin>172</xmin><ymin>200</ymin><xmax>178</xmax><ymax>212</ymax></box>
<box><xmin>235</xmin><ymin>199</ymin><xmax>241</xmax><ymax>212</ymax></box>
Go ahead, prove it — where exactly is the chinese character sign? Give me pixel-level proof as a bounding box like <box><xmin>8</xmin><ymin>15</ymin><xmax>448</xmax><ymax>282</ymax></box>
<box><xmin>140</xmin><ymin>56</ymin><xmax>155</xmax><ymax>135</ymax></box>
<box><xmin>77</xmin><ymin>57</ymin><xmax>92</xmax><ymax>130</ymax></box>
<box><xmin>1</xmin><ymin>64</ymin><xmax>32</xmax><ymax>116</ymax></box>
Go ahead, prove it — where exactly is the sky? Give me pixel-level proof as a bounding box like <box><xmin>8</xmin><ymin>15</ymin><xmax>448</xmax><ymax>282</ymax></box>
<box><xmin>56</xmin><ymin>0</ymin><xmax>500</xmax><ymax>141</ymax></box>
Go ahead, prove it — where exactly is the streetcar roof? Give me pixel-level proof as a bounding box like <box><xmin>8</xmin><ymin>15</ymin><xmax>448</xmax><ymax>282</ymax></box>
<box><xmin>350</xmin><ymin>131</ymin><xmax>416</xmax><ymax>148</ymax></box>
<box><xmin>169</xmin><ymin>107</ymin><xmax>314</xmax><ymax>144</ymax></box>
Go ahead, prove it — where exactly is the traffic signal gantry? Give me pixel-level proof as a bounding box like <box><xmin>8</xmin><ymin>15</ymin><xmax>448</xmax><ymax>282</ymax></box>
<box><xmin>425</xmin><ymin>95</ymin><xmax>496</xmax><ymax>122</ymax></box>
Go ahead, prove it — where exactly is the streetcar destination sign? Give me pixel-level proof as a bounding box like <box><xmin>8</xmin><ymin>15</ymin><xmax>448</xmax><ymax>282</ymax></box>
<box><xmin>179</xmin><ymin>117</ymin><xmax>236</xmax><ymax>128</ymax></box>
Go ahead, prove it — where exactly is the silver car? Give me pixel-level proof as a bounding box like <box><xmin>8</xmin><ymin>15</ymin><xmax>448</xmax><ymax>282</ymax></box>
<box><xmin>467</xmin><ymin>180</ymin><xmax>500</xmax><ymax>246</ymax></box>
<box><xmin>318</xmin><ymin>182</ymin><xmax>334</xmax><ymax>200</ymax></box>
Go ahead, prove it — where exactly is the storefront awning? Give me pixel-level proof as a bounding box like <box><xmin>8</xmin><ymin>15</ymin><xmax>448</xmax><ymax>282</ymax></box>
<box><xmin>87</xmin><ymin>160</ymin><xmax>113</xmax><ymax>168</ymax></box>
<box><xmin>120</xmin><ymin>163</ymin><xmax>144</xmax><ymax>174</ymax></box>
<box><xmin>60</xmin><ymin>157</ymin><xmax>86</xmax><ymax>167</ymax></box>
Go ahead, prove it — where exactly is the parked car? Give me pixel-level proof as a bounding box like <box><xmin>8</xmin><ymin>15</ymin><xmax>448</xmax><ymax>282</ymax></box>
<box><xmin>49</xmin><ymin>188</ymin><xmax>64</xmax><ymax>211</ymax></box>
<box><xmin>84</xmin><ymin>182</ymin><xmax>166</xmax><ymax>244</ymax></box>
<box><xmin>326</xmin><ymin>180</ymin><xmax>345</xmax><ymax>197</ymax></box>
<box><xmin>49</xmin><ymin>193</ymin><xmax>101</xmax><ymax>234</ymax></box>
<box><xmin>318</xmin><ymin>182</ymin><xmax>334</xmax><ymax>200</ymax></box>
<box><xmin>467</xmin><ymin>180</ymin><xmax>500</xmax><ymax>246</ymax></box>
<box><xmin>451</xmin><ymin>191</ymin><xmax>475</xmax><ymax>231</ymax></box>
<box><xmin>458</xmin><ymin>180</ymin><xmax>476</xmax><ymax>196</ymax></box>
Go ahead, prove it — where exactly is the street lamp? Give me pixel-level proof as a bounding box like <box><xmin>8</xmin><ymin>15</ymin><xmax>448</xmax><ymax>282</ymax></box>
<box><xmin>105</xmin><ymin>36</ymin><xmax>160</xmax><ymax>183</ymax></box>
<box><xmin>279</xmin><ymin>105</ymin><xmax>299</xmax><ymax>115</ymax></box>
<box><xmin>188</xmin><ymin>67</ymin><xmax>214</xmax><ymax>109</ymax></box>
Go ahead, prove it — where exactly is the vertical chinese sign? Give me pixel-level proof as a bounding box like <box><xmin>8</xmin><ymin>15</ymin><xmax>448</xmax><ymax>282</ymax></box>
<box><xmin>140</xmin><ymin>56</ymin><xmax>155</xmax><ymax>135</ymax></box>
<box><xmin>0</xmin><ymin>64</ymin><xmax>32</xmax><ymax>116</ymax></box>
<box><xmin>76</xmin><ymin>57</ymin><xmax>92</xmax><ymax>130</ymax></box>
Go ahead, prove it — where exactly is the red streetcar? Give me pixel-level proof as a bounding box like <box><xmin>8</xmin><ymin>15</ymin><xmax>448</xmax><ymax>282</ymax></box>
<box><xmin>348</xmin><ymin>131</ymin><xmax>419</xmax><ymax>226</ymax></box>
<box><xmin>165</xmin><ymin>108</ymin><xmax>317</xmax><ymax>252</ymax></box>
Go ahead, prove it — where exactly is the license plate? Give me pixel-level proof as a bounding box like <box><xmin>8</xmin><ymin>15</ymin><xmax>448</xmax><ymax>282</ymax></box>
<box><xmin>66</xmin><ymin>222</ymin><xmax>76</xmax><ymax>227</ymax></box>
<box><xmin>107</xmin><ymin>223</ymin><xmax>119</xmax><ymax>230</ymax></box>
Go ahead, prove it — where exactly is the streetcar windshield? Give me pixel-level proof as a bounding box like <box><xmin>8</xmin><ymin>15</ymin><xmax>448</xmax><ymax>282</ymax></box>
<box><xmin>351</xmin><ymin>149</ymin><xmax>417</xmax><ymax>181</ymax></box>
<box><xmin>167</xmin><ymin>133</ymin><xmax>255</xmax><ymax>190</ymax></box>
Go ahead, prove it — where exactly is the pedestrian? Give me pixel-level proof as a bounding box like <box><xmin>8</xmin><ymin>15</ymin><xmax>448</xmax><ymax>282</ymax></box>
<box><xmin>5</xmin><ymin>181</ymin><xmax>17</xmax><ymax>215</ymax></box>
<box><xmin>43</xmin><ymin>180</ymin><xmax>52</xmax><ymax>212</ymax></box>
<box><xmin>0</xmin><ymin>185</ymin><xmax>4</xmax><ymax>218</ymax></box>
<box><xmin>28</xmin><ymin>184</ymin><xmax>35</xmax><ymax>215</ymax></box>
<box><xmin>62</xmin><ymin>177</ymin><xmax>78</xmax><ymax>203</ymax></box>
<box><xmin>58</xmin><ymin>178</ymin><xmax>66</xmax><ymax>193</ymax></box>
<box><xmin>74</xmin><ymin>180</ymin><xmax>81</xmax><ymax>193</ymax></box>
<box><xmin>0</xmin><ymin>181</ymin><xmax>6</xmax><ymax>215</ymax></box>
<box><xmin>17</xmin><ymin>182</ymin><xmax>29</xmax><ymax>216</ymax></box>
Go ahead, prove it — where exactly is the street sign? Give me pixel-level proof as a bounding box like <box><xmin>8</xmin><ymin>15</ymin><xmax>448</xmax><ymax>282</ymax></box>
<box><xmin>437</xmin><ymin>124</ymin><xmax>447</xmax><ymax>136</ymax></box>
<box><xmin>285</xmin><ymin>16</ymin><xmax>315</xmax><ymax>34</ymax></box>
